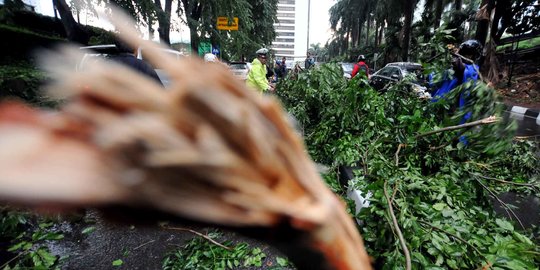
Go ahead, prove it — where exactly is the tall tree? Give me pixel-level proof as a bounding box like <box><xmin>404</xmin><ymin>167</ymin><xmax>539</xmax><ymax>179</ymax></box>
<box><xmin>154</xmin><ymin>0</ymin><xmax>173</xmax><ymax>44</ymax></box>
<box><xmin>401</xmin><ymin>0</ymin><xmax>416</xmax><ymax>61</ymax></box>
<box><xmin>53</xmin><ymin>0</ymin><xmax>90</xmax><ymax>44</ymax></box>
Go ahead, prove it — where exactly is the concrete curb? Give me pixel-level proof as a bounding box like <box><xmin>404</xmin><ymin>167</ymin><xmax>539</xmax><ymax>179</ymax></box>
<box><xmin>507</xmin><ymin>105</ymin><xmax>540</xmax><ymax>126</ymax></box>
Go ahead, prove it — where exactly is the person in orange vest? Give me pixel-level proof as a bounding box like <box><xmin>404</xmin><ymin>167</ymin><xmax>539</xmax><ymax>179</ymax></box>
<box><xmin>351</xmin><ymin>54</ymin><xmax>369</xmax><ymax>78</ymax></box>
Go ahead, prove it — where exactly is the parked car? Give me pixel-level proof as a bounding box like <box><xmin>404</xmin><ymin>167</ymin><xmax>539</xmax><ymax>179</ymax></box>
<box><xmin>228</xmin><ymin>62</ymin><xmax>251</xmax><ymax>80</ymax></box>
<box><xmin>369</xmin><ymin>62</ymin><xmax>430</xmax><ymax>98</ymax></box>
<box><xmin>78</xmin><ymin>44</ymin><xmax>184</xmax><ymax>87</ymax></box>
<box><xmin>137</xmin><ymin>47</ymin><xmax>183</xmax><ymax>87</ymax></box>
<box><xmin>339</xmin><ymin>62</ymin><xmax>355</xmax><ymax>79</ymax></box>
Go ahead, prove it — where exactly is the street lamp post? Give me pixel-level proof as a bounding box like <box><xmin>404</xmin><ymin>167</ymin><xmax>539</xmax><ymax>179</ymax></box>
<box><xmin>307</xmin><ymin>0</ymin><xmax>311</xmax><ymax>51</ymax></box>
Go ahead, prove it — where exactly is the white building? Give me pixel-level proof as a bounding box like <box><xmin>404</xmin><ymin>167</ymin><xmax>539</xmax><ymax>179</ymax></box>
<box><xmin>272</xmin><ymin>0</ymin><xmax>309</xmax><ymax>63</ymax></box>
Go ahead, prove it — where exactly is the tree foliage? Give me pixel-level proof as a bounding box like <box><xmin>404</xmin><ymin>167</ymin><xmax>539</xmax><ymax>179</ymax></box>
<box><xmin>275</xmin><ymin>39</ymin><xmax>539</xmax><ymax>269</ymax></box>
<box><xmin>176</xmin><ymin>0</ymin><xmax>277</xmax><ymax>60</ymax></box>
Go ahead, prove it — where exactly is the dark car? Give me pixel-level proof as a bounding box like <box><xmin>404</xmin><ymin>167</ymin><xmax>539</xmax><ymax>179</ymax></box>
<box><xmin>368</xmin><ymin>62</ymin><xmax>430</xmax><ymax>98</ymax></box>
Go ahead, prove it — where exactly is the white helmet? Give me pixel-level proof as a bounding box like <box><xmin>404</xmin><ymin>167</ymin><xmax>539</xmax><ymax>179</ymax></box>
<box><xmin>204</xmin><ymin>53</ymin><xmax>217</xmax><ymax>62</ymax></box>
<box><xmin>256</xmin><ymin>48</ymin><xmax>269</xmax><ymax>55</ymax></box>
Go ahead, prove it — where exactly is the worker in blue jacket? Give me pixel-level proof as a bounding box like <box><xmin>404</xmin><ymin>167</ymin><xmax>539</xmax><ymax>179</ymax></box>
<box><xmin>432</xmin><ymin>40</ymin><xmax>483</xmax><ymax>144</ymax></box>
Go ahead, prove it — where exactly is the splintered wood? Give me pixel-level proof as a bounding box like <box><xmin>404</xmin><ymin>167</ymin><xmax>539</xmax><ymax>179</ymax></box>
<box><xmin>0</xmin><ymin>10</ymin><xmax>372</xmax><ymax>270</ymax></box>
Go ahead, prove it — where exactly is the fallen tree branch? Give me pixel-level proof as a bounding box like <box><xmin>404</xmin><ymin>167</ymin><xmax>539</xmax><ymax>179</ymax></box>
<box><xmin>416</xmin><ymin>116</ymin><xmax>500</xmax><ymax>139</ymax></box>
<box><xmin>0</xmin><ymin>251</ymin><xmax>26</xmax><ymax>269</ymax></box>
<box><xmin>430</xmin><ymin>133</ymin><xmax>463</xmax><ymax>151</ymax></box>
<box><xmin>472</xmin><ymin>178</ymin><xmax>526</xmax><ymax>230</ymax></box>
<box><xmin>133</xmin><ymin>239</ymin><xmax>156</xmax><ymax>251</ymax></box>
<box><xmin>471</xmin><ymin>173</ymin><xmax>540</xmax><ymax>191</ymax></box>
<box><xmin>395</xmin><ymin>144</ymin><xmax>405</xmax><ymax>167</ymax></box>
<box><xmin>450</xmin><ymin>52</ymin><xmax>487</xmax><ymax>84</ymax></box>
<box><xmin>384</xmin><ymin>181</ymin><xmax>411</xmax><ymax>270</ymax></box>
<box><xmin>417</xmin><ymin>220</ymin><xmax>491</xmax><ymax>269</ymax></box>
<box><xmin>162</xmin><ymin>226</ymin><xmax>232</xmax><ymax>250</ymax></box>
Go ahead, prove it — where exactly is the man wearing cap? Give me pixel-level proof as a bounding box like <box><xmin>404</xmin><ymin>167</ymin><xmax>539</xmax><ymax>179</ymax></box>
<box><xmin>247</xmin><ymin>48</ymin><xmax>274</xmax><ymax>93</ymax></box>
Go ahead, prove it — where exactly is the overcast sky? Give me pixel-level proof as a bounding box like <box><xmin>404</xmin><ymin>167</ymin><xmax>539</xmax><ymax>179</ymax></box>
<box><xmin>309</xmin><ymin>0</ymin><xmax>335</xmax><ymax>46</ymax></box>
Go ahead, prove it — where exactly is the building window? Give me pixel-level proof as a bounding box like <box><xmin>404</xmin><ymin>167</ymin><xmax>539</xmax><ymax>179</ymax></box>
<box><xmin>277</xmin><ymin>19</ymin><xmax>295</xmax><ymax>24</ymax></box>
<box><xmin>276</xmin><ymin>25</ymin><xmax>295</xmax><ymax>31</ymax></box>
<box><xmin>274</xmin><ymin>50</ymin><xmax>294</xmax><ymax>56</ymax></box>
<box><xmin>279</xmin><ymin>0</ymin><xmax>295</xmax><ymax>5</ymax></box>
<box><xmin>277</xmin><ymin>13</ymin><xmax>295</xmax><ymax>18</ymax></box>
<box><xmin>273</xmin><ymin>44</ymin><xmax>295</xmax><ymax>49</ymax></box>
<box><xmin>277</xmin><ymin>32</ymin><xmax>295</xmax><ymax>37</ymax></box>
<box><xmin>278</xmin><ymin>6</ymin><xmax>295</xmax><ymax>11</ymax></box>
<box><xmin>275</xmin><ymin>38</ymin><xmax>295</xmax><ymax>43</ymax></box>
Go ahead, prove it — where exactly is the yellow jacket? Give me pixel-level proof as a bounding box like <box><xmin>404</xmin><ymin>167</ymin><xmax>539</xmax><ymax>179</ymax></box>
<box><xmin>246</xmin><ymin>58</ymin><xmax>269</xmax><ymax>93</ymax></box>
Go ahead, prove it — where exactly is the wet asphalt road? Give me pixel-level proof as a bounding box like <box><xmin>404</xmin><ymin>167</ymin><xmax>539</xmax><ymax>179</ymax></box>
<box><xmin>505</xmin><ymin>110</ymin><xmax>540</xmax><ymax>137</ymax></box>
<box><xmin>46</xmin><ymin>210</ymin><xmax>293</xmax><ymax>270</ymax></box>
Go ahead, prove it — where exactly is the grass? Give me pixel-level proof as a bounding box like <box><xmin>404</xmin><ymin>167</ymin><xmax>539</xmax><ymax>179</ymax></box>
<box><xmin>497</xmin><ymin>36</ymin><xmax>540</xmax><ymax>52</ymax></box>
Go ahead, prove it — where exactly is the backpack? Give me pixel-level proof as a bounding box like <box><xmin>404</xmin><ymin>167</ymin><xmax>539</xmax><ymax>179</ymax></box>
<box><xmin>356</xmin><ymin>62</ymin><xmax>368</xmax><ymax>74</ymax></box>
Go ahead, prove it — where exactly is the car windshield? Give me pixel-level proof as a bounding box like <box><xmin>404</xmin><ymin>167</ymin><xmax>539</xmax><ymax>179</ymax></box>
<box><xmin>403</xmin><ymin>66</ymin><xmax>425</xmax><ymax>81</ymax></box>
<box><xmin>229</xmin><ymin>63</ymin><xmax>247</xmax><ymax>70</ymax></box>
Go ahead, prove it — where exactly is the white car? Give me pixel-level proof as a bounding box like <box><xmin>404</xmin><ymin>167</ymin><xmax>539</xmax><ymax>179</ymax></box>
<box><xmin>79</xmin><ymin>45</ymin><xmax>184</xmax><ymax>87</ymax></box>
<box><xmin>228</xmin><ymin>62</ymin><xmax>251</xmax><ymax>80</ymax></box>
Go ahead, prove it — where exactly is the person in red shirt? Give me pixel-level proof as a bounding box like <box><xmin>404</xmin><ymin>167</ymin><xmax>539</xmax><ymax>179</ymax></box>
<box><xmin>351</xmin><ymin>54</ymin><xmax>369</xmax><ymax>78</ymax></box>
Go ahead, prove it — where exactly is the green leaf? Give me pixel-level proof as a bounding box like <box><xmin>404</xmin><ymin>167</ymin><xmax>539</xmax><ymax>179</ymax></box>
<box><xmin>81</xmin><ymin>226</ymin><xmax>96</xmax><ymax>234</ymax></box>
<box><xmin>512</xmin><ymin>231</ymin><xmax>532</xmax><ymax>245</ymax></box>
<box><xmin>36</xmin><ymin>248</ymin><xmax>57</xmax><ymax>267</ymax></box>
<box><xmin>495</xmin><ymin>219</ymin><xmax>514</xmax><ymax>231</ymax></box>
<box><xmin>112</xmin><ymin>259</ymin><xmax>123</xmax><ymax>266</ymax></box>
<box><xmin>276</xmin><ymin>257</ymin><xmax>289</xmax><ymax>267</ymax></box>
<box><xmin>432</xmin><ymin>203</ymin><xmax>446</xmax><ymax>211</ymax></box>
<box><xmin>446</xmin><ymin>258</ymin><xmax>458</xmax><ymax>269</ymax></box>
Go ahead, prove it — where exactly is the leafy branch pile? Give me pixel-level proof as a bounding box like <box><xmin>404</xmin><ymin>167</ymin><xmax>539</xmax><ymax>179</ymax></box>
<box><xmin>276</xmin><ymin>60</ymin><xmax>539</xmax><ymax>269</ymax></box>
<box><xmin>0</xmin><ymin>208</ymin><xmax>64</xmax><ymax>270</ymax></box>
<box><xmin>162</xmin><ymin>231</ymin><xmax>293</xmax><ymax>270</ymax></box>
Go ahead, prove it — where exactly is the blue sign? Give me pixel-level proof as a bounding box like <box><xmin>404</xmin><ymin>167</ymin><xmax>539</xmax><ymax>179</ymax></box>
<box><xmin>212</xmin><ymin>45</ymin><xmax>220</xmax><ymax>55</ymax></box>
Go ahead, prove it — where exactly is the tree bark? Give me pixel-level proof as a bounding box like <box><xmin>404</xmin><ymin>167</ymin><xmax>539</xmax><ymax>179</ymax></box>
<box><xmin>52</xmin><ymin>0</ymin><xmax>89</xmax><ymax>45</ymax></box>
<box><xmin>490</xmin><ymin>0</ymin><xmax>511</xmax><ymax>44</ymax></box>
<box><xmin>455</xmin><ymin>0</ymin><xmax>462</xmax><ymax>11</ymax></box>
<box><xmin>475</xmin><ymin>0</ymin><xmax>494</xmax><ymax>46</ymax></box>
<box><xmin>351</xmin><ymin>18</ymin><xmax>359</xmax><ymax>47</ymax></box>
<box><xmin>374</xmin><ymin>21</ymin><xmax>379</xmax><ymax>47</ymax></box>
<box><xmin>154</xmin><ymin>0</ymin><xmax>173</xmax><ymax>45</ymax></box>
<box><xmin>366</xmin><ymin>16</ymin><xmax>371</xmax><ymax>47</ymax></box>
<box><xmin>402</xmin><ymin>0</ymin><xmax>415</xmax><ymax>61</ymax></box>
<box><xmin>434</xmin><ymin>0</ymin><xmax>443</xmax><ymax>30</ymax></box>
<box><xmin>181</xmin><ymin>0</ymin><xmax>204</xmax><ymax>53</ymax></box>
<box><xmin>378</xmin><ymin>22</ymin><xmax>384</xmax><ymax>46</ymax></box>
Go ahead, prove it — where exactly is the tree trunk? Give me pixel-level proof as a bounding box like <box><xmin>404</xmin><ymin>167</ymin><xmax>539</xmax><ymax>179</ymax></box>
<box><xmin>52</xmin><ymin>0</ymin><xmax>89</xmax><ymax>44</ymax></box>
<box><xmin>351</xmin><ymin>18</ymin><xmax>359</xmax><ymax>47</ymax></box>
<box><xmin>366</xmin><ymin>17</ymin><xmax>371</xmax><ymax>47</ymax></box>
<box><xmin>434</xmin><ymin>0</ymin><xmax>443</xmax><ymax>30</ymax></box>
<box><xmin>181</xmin><ymin>0</ymin><xmax>203</xmax><ymax>53</ymax></box>
<box><xmin>490</xmin><ymin>0</ymin><xmax>510</xmax><ymax>44</ymax></box>
<box><xmin>154</xmin><ymin>0</ymin><xmax>173</xmax><ymax>45</ymax></box>
<box><xmin>455</xmin><ymin>0</ymin><xmax>462</xmax><ymax>11</ymax></box>
<box><xmin>345</xmin><ymin>30</ymin><xmax>350</xmax><ymax>51</ymax></box>
<box><xmin>379</xmin><ymin>22</ymin><xmax>384</xmax><ymax>45</ymax></box>
<box><xmin>402</xmin><ymin>0</ymin><xmax>415</xmax><ymax>61</ymax></box>
<box><xmin>475</xmin><ymin>0</ymin><xmax>494</xmax><ymax>46</ymax></box>
<box><xmin>374</xmin><ymin>21</ymin><xmax>379</xmax><ymax>47</ymax></box>
<box><xmin>357</xmin><ymin>19</ymin><xmax>364</xmax><ymax>47</ymax></box>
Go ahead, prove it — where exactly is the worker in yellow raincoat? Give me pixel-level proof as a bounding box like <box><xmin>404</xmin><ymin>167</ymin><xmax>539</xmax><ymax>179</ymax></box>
<box><xmin>247</xmin><ymin>48</ymin><xmax>274</xmax><ymax>93</ymax></box>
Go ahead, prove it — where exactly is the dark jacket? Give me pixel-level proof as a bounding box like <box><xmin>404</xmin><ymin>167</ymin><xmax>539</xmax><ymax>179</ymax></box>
<box><xmin>110</xmin><ymin>53</ymin><xmax>163</xmax><ymax>85</ymax></box>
